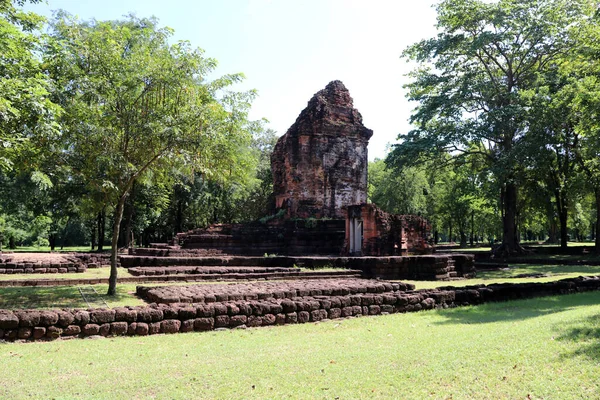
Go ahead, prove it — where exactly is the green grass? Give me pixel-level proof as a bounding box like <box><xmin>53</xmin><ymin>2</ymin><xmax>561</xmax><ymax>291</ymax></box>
<box><xmin>0</xmin><ymin>267</ymin><xmax>135</xmax><ymax>281</ymax></box>
<box><xmin>0</xmin><ymin>284</ymin><xmax>144</xmax><ymax>309</ymax></box>
<box><xmin>443</xmin><ymin>246</ymin><xmax>492</xmax><ymax>252</ymax></box>
<box><xmin>3</xmin><ymin>246</ymin><xmax>96</xmax><ymax>253</ymax></box>
<box><xmin>0</xmin><ymin>292</ymin><xmax>599</xmax><ymax>398</ymax></box>
<box><xmin>408</xmin><ymin>263</ymin><xmax>600</xmax><ymax>290</ymax></box>
<box><xmin>512</xmin><ymin>253</ymin><xmax>600</xmax><ymax>261</ymax></box>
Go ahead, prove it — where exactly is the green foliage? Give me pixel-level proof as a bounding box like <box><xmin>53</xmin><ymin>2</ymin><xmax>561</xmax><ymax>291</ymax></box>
<box><xmin>0</xmin><ymin>0</ymin><xmax>61</xmax><ymax>172</ymax></box>
<box><xmin>388</xmin><ymin>0</ymin><xmax>596</xmax><ymax>250</ymax></box>
<box><xmin>41</xmin><ymin>13</ymin><xmax>260</xmax><ymax>293</ymax></box>
<box><xmin>368</xmin><ymin>159</ymin><xmax>429</xmax><ymax>216</ymax></box>
<box><xmin>258</xmin><ymin>208</ymin><xmax>285</xmax><ymax>225</ymax></box>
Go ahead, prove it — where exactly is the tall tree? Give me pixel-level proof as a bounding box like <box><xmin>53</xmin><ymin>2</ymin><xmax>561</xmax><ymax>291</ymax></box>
<box><xmin>567</xmin><ymin>9</ymin><xmax>600</xmax><ymax>252</ymax></box>
<box><xmin>45</xmin><ymin>14</ymin><xmax>255</xmax><ymax>295</ymax></box>
<box><xmin>387</xmin><ymin>0</ymin><xmax>590</xmax><ymax>254</ymax></box>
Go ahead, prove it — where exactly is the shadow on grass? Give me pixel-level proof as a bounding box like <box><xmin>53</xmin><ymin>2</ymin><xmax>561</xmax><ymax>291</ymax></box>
<box><xmin>0</xmin><ymin>285</ymin><xmax>133</xmax><ymax>310</ymax></box>
<box><xmin>556</xmin><ymin>311</ymin><xmax>600</xmax><ymax>361</ymax></box>
<box><xmin>433</xmin><ymin>291</ymin><xmax>600</xmax><ymax>325</ymax></box>
<box><xmin>478</xmin><ymin>264</ymin><xmax>600</xmax><ymax>279</ymax></box>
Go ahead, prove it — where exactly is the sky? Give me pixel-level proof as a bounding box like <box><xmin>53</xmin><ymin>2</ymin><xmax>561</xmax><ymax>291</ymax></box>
<box><xmin>27</xmin><ymin>0</ymin><xmax>440</xmax><ymax>160</ymax></box>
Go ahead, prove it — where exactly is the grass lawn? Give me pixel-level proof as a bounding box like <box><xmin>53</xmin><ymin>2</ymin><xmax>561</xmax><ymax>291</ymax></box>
<box><xmin>0</xmin><ymin>283</ymin><xmax>144</xmax><ymax>309</ymax></box>
<box><xmin>0</xmin><ymin>267</ymin><xmax>136</xmax><ymax>282</ymax></box>
<box><xmin>3</xmin><ymin>246</ymin><xmax>96</xmax><ymax>253</ymax></box>
<box><xmin>0</xmin><ymin>291</ymin><xmax>599</xmax><ymax>399</ymax></box>
<box><xmin>408</xmin><ymin>263</ymin><xmax>600</xmax><ymax>290</ymax></box>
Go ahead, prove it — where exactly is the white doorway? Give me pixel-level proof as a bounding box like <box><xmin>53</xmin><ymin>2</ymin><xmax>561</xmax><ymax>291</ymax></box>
<box><xmin>349</xmin><ymin>218</ymin><xmax>363</xmax><ymax>255</ymax></box>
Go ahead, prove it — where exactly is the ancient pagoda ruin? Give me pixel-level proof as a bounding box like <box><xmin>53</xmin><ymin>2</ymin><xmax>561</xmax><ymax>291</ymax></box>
<box><xmin>173</xmin><ymin>80</ymin><xmax>431</xmax><ymax>257</ymax></box>
<box><xmin>271</xmin><ymin>80</ymin><xmax>373</xmax><ymax>219</ymax></box>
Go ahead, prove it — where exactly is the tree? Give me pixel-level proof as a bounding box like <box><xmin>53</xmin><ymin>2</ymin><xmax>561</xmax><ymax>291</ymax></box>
<box><xmin>387</xmin><ymin>0</ymin><xmax>591</xmax><ymax>254</ymax></box>
<box><xmin>566</xmin><ymin>10</ymin><xmax>600</xmax><ymax>252</ymax></box>
<box><xmin>368</xmin><ymin>159</ymin><xmax>430</xmax><ymax>216</ymax></box>
<box><xmin>45</xmin><ymin>14</ymin><xmax>256</xmax><ymax>295</ymax></box>
<box><xmin>0</xmin><ymin>0</ymin><xmax>60</xmax><ymax>171</ymax></box>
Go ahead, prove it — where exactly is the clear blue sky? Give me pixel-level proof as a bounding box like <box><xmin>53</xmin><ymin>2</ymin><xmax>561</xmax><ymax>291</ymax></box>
<box><xmin>28</xmin><ymin>0</ymin><xmax>439</xmax><ymax>160</ymax></box>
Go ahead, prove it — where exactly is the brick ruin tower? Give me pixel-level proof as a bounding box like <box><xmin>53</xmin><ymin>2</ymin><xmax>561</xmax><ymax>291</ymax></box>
<box><xmin>271</xmin><ymin>80</ymin><xmax>373</xmax><ymax>219</ymax></box>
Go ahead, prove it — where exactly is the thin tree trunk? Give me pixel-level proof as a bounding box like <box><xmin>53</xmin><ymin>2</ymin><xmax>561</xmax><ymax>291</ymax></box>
<box><xmin>97</xmin><ymin>209</ymin><xmax>106</xmax><ymax>252</ymax></box>
<box><xmin>548</xmin><ymin>217</ymin><xmax>558</xmax><ymax>244</ymax></box>
<box><xmin>469</xmin><ymin>211</ymin><xmax>474</xmax><ymax>246</ymax></box>
<box><xmin>459</xmin><ymin>229</ymin><xmax>467</xmax><ymax>248</ymax></box>
<box><xmin>556</xmin><ymin>190</ymin><xmax>568</xmax><ymax>250</ymax></box>
<box><xmin>120</xmin><ymin>181</ymin><xmax>136</xmax><ymax>248</ymax></box>
<box><xmin>61</xmin><ymin>217</ymin><xmax>71</xmax><ymax>250</ymax></box>
<box><xmin>503</xmin><ymin>183</ymin><xmax>517</xmax><ymax>249</ymax></box>
<box><xmin>595</xmin><ymin>190</ymin><xmax>600</xmax><ymax>255</ymax></box>
<box><xmin>107</xmin><ymin>194</ymin><xmax>127</xmax><ymax>296</ymax></box>
<box><xmin>49</xmin><ymin>234</ymin><xmax>56</xmax><ymax>251</ymax></box>
<box><xmin>90</xmin><ymin>221</ymin><xmax>96</xmax><ymax>250</ymax></box>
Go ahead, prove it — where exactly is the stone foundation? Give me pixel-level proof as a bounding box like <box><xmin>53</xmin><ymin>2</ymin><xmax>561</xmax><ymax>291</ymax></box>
<box><xmin>174</xmin><ymin>220</ymin><xmax>346</xmax><ymax>256</ymax></box>
<box><xmin>0</xmin><ymin>261</ymin><xmax>85</xmax><ymax>274</ymax></box>
<box><xmin>121</xmin><ymin>254</ymin><xmax>475</xmax><ymax>281</ymax></box>
<box><xmin>2</xmin><ymin>275</ymin><xmax>600</xmax><ymax>341</ymax></box>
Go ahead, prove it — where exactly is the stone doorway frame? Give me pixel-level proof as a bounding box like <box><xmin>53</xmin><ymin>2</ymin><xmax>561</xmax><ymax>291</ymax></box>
<box><xmin>349</xmin><ymin>218</ymin><xmax>363</xmax><ymax>256</ymax></box>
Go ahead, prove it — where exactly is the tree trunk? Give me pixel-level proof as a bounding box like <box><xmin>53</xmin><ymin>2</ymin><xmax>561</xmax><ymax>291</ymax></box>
<box><xmin>555</xmin><ymin>190</ymin><xmax>568</xmax><ymax>250</ymax></box>
<box><xmin>61</xmin><ymin>217</ymin><xmax>71</xmax><ymax>250</ymax></box>
<box><xmin>495</xmin><ymin>182</ymin><xmax>525</xmax><ymax>256</ymax></box>
<box><xmin>548</xmin><ymin>218</ymin><xmax>558</xmax><ymax>244</ymax></box>
<box><xmin>49</xmin><ymin>234</ymin><xmax>56</xmax><ymax>251</ymax></box>
<box><xmin>120</xmin><ymin>181</ymin><xmax>136</xmax><ymax>248</ymax></box>
<box><xmin>469</xmin><ymin>211</ymin><xmax>474</xmax><ymax>246</ymax></box>
<box><xmin>90</xmin><ymin>221</ymin><xmax>96</xmax><ymax>250</ymax></box>
<box><xmin>175</xmin><ymin>197</ymin><xmax>183</xmax><ymax>235</ymax></box>
<box><xmin>107</xmin><ymin>194</ymin><xmax>127</xmax><ymax>296</ymax></box>
<box><xmin>459</xmin><ymin>229</ymin><xmax>467</xmax><ymax>248</ymax></box>
<box><xmin>97</xmin><ymin>209</ymin><xmax>106</xmax><ymax>252</ymax></box>
<box><xmin>595</xmin><ymin>190</ymin><xmax>600</xmax><ymax>255</ymax></box>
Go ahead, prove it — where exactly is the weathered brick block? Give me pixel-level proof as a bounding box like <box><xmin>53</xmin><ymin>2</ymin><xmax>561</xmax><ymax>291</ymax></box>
<box><xmin>110</xmin><ymin>322</ymin><xmax>128</xmax><ymax>336</ymax></box>
<box><xmin>160</xmin><ymin>319</ymin><xmax>181</xmax><ymax>334</ymax></box>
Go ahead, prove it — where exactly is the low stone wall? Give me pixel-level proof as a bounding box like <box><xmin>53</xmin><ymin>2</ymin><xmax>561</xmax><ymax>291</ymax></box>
<box><xmin>72</xmin><ymin>253</ymin><xmax>115</xmax><ymax>268</ymax></box>
<box><xmin>121</xmin><ymin>254</ymin><xmax>475</xmax><ymax>281</ymax></box>
<box><xmin>2</xmin><ymin>275</ymin><xmax>600</xmax><ymax>342</ymax></box>
<box><xmin>136</xmin><ymin>279</ymin><xmax>411</xmax><ymax>304</ymax></box>
<box><xmin>130</xmin><ymin>248</ymin><xmax>224</xmax><ymax>257</ymax></box>
<box><xmin>0</xmin><ymin>261</ymin><xmax>85</xmax><ymax>274</ymax></box>
<box><xmin>348</xmin><ymin>255</ymin><xmax>475</xmax><ymax>280</ymax></box>
<box><xmin>127</xmin><ymin>266</ymin><xmax>299</xmax><ymax>277</ymax></box>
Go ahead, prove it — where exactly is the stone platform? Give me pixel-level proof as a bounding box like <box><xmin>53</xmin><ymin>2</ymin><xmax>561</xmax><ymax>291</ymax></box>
<box><xmin>121</xmin><ymin>253</ymin><xmax>476</xmax><ymax>281</ymax></box>
<box><xmin>3</xmin><ymin>275</ymin><xmax>600</xmax><ymax>341</ymax></box>
<box><xmin>136</xmin><ymin>278</ymin><xmax>414</xmax><ymax>304</ymax></box>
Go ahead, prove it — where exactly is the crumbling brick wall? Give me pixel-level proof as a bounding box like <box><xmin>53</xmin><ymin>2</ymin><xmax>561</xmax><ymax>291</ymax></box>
<box><xmin>271</xmin><ymin>81</ymin><xmax>373</xmax><ymax>219</ymax></box>
<box><xmin>345</xmin><ymin>204</ymin><xmax>431</xmax><ymax>256</ymax></box>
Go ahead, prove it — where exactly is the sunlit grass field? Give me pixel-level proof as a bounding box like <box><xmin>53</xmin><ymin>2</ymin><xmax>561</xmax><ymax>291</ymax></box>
<box><xmin>3</xmin><ymin>246</ymin><xmax>95</xmax><ymax>253</ymax></box>
<box><xmin>0</xmin><ymin>291</ymin><xmax>599</xmax><ymax>399</ymax></box>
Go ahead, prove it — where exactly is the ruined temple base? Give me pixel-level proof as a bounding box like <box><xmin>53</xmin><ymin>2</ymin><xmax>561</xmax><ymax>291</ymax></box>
<box><xmin>122</xmin><ymin>252</ymin><xmax>475</xmax><ymax>281</ymax></box>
